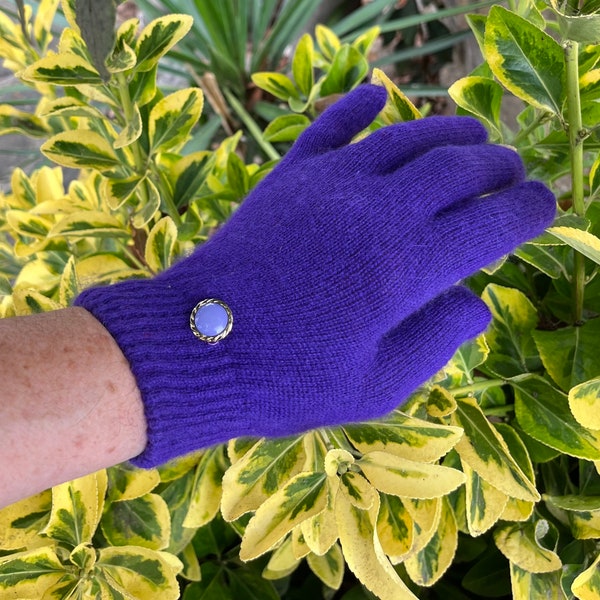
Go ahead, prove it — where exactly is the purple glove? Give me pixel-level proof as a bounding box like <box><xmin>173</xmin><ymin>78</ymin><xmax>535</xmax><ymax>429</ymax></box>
<box><xmin>75</xmin><ymin>84</ymin><xmax>555</xmax><ymax>467</ymax></box>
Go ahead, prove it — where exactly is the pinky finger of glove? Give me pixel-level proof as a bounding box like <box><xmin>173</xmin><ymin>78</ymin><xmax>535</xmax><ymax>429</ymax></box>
<box><xmin>361</xmin><ymin>286</ymin><xmax>491</xmax><ymax>416</ymax></box>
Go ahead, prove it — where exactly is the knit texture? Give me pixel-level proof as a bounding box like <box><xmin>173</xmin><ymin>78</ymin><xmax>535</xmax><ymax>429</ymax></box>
<box><xmin>75</xmin><ymin>84</ymin><xmax>556</xmax><ymax>467</ymax></box>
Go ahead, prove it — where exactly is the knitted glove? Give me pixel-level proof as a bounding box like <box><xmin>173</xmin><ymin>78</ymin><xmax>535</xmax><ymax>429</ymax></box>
<box><xmin>75</xmin><ymin>84</ymin><xmax>556</xmax><ymax>467</ymax></box>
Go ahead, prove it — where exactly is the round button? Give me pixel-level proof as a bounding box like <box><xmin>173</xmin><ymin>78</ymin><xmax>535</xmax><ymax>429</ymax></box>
<box><xmin>190</xmin><ymin>299</ymin><xmax>233</xmax><ymax>343</ymax></box>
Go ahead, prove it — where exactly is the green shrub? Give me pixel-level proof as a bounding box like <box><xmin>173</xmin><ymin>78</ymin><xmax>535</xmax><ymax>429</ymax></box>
<box><xmin>1</xmin><ymin>1</ymin><xmax>600</xmax><ymax>599</ymax></box>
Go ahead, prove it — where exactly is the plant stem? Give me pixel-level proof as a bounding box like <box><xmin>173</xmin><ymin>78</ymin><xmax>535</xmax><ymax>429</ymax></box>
<box><xmin>564</xmin><ymin>40</ymin><xmax>586</xmax><ymax>323</ymax></box>
<box><xmin>452</xmin><ymin>379</ymin><xmax>507</xmax><ymax>397</ymax></box>
<box><xmin>223</xmin><ymin>88</ymin><xmax>281</xmax><ymax>161</ymax></box>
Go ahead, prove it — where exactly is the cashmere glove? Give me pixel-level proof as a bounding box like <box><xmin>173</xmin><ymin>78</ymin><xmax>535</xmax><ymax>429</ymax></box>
<box><xmin>75</xmin><ymin>84</ymin><xmax>556</xmax><ymax>467</ymax></box>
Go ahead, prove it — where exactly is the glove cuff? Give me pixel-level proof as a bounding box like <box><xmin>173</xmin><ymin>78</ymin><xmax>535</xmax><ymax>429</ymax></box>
<box><xmin>74</xmin><ymin>279</ymin><xmax>246</xmax><ymax>467</ymax></box>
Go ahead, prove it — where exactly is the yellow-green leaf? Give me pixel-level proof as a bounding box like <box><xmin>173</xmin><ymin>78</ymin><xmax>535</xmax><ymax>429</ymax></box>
<box><xmin>145</xmin><ymin>216</ymin><xmax>178</xmax><ymax>273</ymax></box>
<box><xmin>320</xmin><ymin>45</ymin><xmax>368</xmax><ymax>97</ymax></box>
<box><xmin>96</xmin><ymin>546</ymin><xmax>182</xmax><ymax>599</ymax></box>
<box><xmin>172</xmin><ymin>151</ymin><xmax>214</xmax><ymax>209</ymax></box>
<box><xmin>510</xmin><ymin>563</ymin><xmax>565</xmax><ymax>600</ymax></box>
<box><xmin>292</xmin><ymin>34</ymin><xmax>314</xmax><ymax>96</ymax></box>
<box><xmin>544</xmin><ymin>494</ymin><xmax>600</xmax><ymax>539</ymax></box>
<box><xmin>315</xmin><ymin>25</ymin><xmax>341</xmax><ymax>62</ymax></box>
<box><xmin>42</xmin><ymin>130</ymin><xmax>121</xmax><ymax>170</ymax></box>
<box><xmin>48</xmin><ymin>210</ymin><xmax>128</xmax><ymax>239</ymax></box>
<box><xmin>301</xmin><ymin>476</ymin><xmax>339</xmax><ymax>556</ymax></box>
<box><xmin>6</xmin><ymin>209</ymin><xmax>52</xmax><ymax>238</ymax></box>
<box><xmin>358</xmin><ymin>451</ymin><xmax>465</xmax><ymax>499</ymax></box>
<box><xmin>463</xmin><ymin>461</ymin><xmax>508</xmax><ymax>537</ymax></box>
<box><xmin>0</xmin><ymin>105</ymin><xmax>50</xmax><ymax>137</ymax></box>
<box><xmin>571</xmin><ymin>551</ymin><xmax>600</xmax><ymax>599</ymax></box>
<box><xmin>306</xmin><ymin>542</ymin><xmax>344</xmax><ymax>590</ymax></box>
<box><xmin>344</xmin><ymin>412</ymin><xmax>462</xmax><ymax>462</ymax></box>
<box><xmin>263</xmin><ymin>535</ymin><xmax>301</xmax><ymax>580</ymax></box>
<box><xmin>20</xmin><ymin>52</ymin><xmax>102</xmax><ymax>85</ymax></box>
<box><xmin>404</xmin><ymin>497</ymin><xmax>458</xmax><ymax>587</ymax></box>
<box><xmin>426</xmin><ymin>385</ymin><xmax>457</xmax><ymax>417</ymax></box>
<box><xmin>335</xmin><ymin>490</ymin><xmax>418</xmax><ymax>600</ymax></box>
<box><xmin>451</xmin><ymin>396</ymin><xmax>539</xmax><ymax>501</ymax></box>
<box><xmin>136</xmin><ymin>14</ymin><xmax>194</xmax><ymax>72</ymax></box>
<box><xmin>0</xmin><ymin>546</ymin><xmax>66</xmax><ymax>597</ymax></box>
<box><xmin>251</xmin><ymin>72</ymin><xmax>299</xmax><ymax>101</ymax></box>
<box><xmin>377</xmin><ymin>494</ymin><xmax>413</xmax><ymax>561</ymax></box>
<box><xmin>76</xmin><ymin>254</ymin><xmax>145</xmax><ymax>288</ymax></box>
<box><xmin>514</xmin><ymin>375</ymin><xmax>600</xmax><ymax>459</ymax></box>
<box><xmin>570</xmin><ymin>377</ymin><xmax>600</xmax><ymax>430</ymax></box>
<box><xmin>59</xmin><ymin>255</ymin><xmax>78</xmax><ymax>307</ymax></box>
<box><xmin>101</xmin><ymin>493</ymin><xmax>171</xmax><ymax>550</ymax></box>
<box><xmin>106</xmin><ymin>464</ymin><xmax>160</xmax><ymax>502</ymax></box>
<box><xmin>114</xmin><ymin>102</ymin><xmax>142</xmax><ymax>148</ymax></box>
<box><xmin>221</xmin><ymin>436</ymin><xmax>306</xmax><ymax>521</ymax></box>
<box><xmin>13</xmin><ymin>289</ymin><xmax>62</xmax><ymax>315</ymax></box>
<box><xmin>340</xmin><ymin>471</ymin><xmax>378</xmax><ymax>510</ymax></box>
<box><xmin>42</xmin><ymin>470</ymin><xmax>107</xmax><ymax>546</ymax></box>
<box><xmin>263</xmin><ymin>113</ymin><xmax>311</xmax><ymax>143</ymax></box>
<box><xmin>103</xmin><ymin>175</ymin><xmax>142</xmax><ymax>210</ymax></box>
<box><xmin>132</xmin><ymin>178</ymin><xmax>162</xmax><ymax>228</ymax></box>
<box><xmin>183</xmin><ymin>446</ymin><xmax>227</xmax><ymax>529</ymax></box>
<box><xmin>352</xmin><ymin>26</ymin><xmax>380</xmax><ymax>56</ymax></box>
<box><xmin>0</xmin><ymin>491</ymin><xmax>51</xmax><ymax>551</ymax></box>
<box><xmin>494</xmin><ymin>520</ymin><xmax>562</xmax><ymax>573</ymax></box>
<box><xmin>548</xmin><ymin>226</ymin><xmax>600</xmax><ymax>266</ymax></box>
<box><xmin>484</xmin><ymin>5</ymin><xmax>565</xmax><ymax>114</ymax></box>
<box><xmin>239</xmin><ymin>471</ymin><xmax>328</xmax><ymax>561</ymax></box>
<box><xmin>149</xmin><ymin>88</ymin><xmax>203</xmax><ymax>152</ymax></box>
<box><xmin>371</xmin><ymin>68</ymin><xmax>421</xmax><ymax>123</ymax></box>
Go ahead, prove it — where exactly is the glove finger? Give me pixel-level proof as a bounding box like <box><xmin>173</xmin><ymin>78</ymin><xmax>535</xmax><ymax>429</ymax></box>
<box><xmin>431</xmin><ymin>180</ymin><xmax>556</xmax><ymax>282</ymax></box>
<box><xmin>338</xmin><ymin>116</ymin><xmax>488</xmax><ymax>173</ymax></box>
<box><xmin>384</xmin><ymin>143</ymin><xmax>526</xmax><ymax>217</ymax></box>
<box><xmin>363</xmin><ymin>286</ymin><xmax>490</xmax><ymax>409</ymax></box>
<box><xmin>289</xmin><ymin>84</ymin><xmax>387</xmax><ymax>159</ymax></box>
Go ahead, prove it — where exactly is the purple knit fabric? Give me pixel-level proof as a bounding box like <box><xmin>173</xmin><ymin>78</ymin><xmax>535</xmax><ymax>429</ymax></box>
<box><xmin>75</xmin><ymin>85</ymin><xmax>556</xmax><ymax>467</ymax></box>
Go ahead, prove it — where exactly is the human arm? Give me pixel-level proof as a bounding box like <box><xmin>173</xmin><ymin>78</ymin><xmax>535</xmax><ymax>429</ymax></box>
<box><xmin>0</xmin><ymin>307</ymin><xmax>146</xmax><ymax>508</ymax></box>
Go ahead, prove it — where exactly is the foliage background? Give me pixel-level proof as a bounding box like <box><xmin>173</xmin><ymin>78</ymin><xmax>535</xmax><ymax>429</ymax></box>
<box><xmin>1</xmin><ymin>1</ymin><xmax>600</xmax><ymax>599</ymax></box>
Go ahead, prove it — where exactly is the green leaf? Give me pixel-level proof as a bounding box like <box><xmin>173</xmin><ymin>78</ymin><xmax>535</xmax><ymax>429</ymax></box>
<box><xmin>548</xmin><ymin>226</ymin><xmax>600</xmax><ymax>266</ymax></box>
<box><xmin>494</xmin><ymin>520</ymin><xmax>562</xmax><ymax>573</ymax></box>
<box><xmin>41</xmin><ymin>130</ymin><xmax>121</xmax><ymax>170</ymax></box>
<box><xmin>20</xmin><ymin>53</ymin><xmax>102</xmax><ymax>85</ymax></box>
<box><xmin>569</xmin><ymin>377</ymin><xmax>600</xmax><ymax>431</ymax></box>
<box><xmin>221</xmin><ymin>436</ymin><xmax>306</xmax><ymax>521</ymax></box>
<box><xmin>74</xmin><ymin>0</ymin><xmax>116</xmax><ymax>81</ymax></box>
<box><xmin>145</xmin><ymin>216</ymin><xmax>178</xmax><ymax>273</ymax></box>
<box><xmin>228</xmin><ymin>568</ymin><xmax>280</xmax><ymax>600</ymax></box>
<box><xmin>352</xmin><ymin>26</ymin><xmax>380</xmax><ymax>56</ymax></box>
<box><xmin>0</xmin><ymin>547</ymin><xmax>66</xmax><ymax>596</ymax></box>
<box><xmin>114</xmin><ymin>102</ymin><xmax>142</xmax><ymax>148</ymax></box>
<box><xmin>173</xmin><ymin>151</ymin><xmax>214</xmax><ymax>208</ymax></box>
<box><xmin>42</xmin><ymin>471</ymin><xmax>107</xmax><ymax>546</ymax></box>
<box><xmin>533</xmin><ymin>318</ymin><xmax>600</xmax><ymax>391</ymax></box>
<box><xmin>513</xmin><ymin>375</ymin><xmax>600</xmax><ymax>459</ymax></box>
<box><xmin>515</xmin><ymin>243</ymin><xmax>567</xmax><ymax>279</ymax></box>
<box><xmin>239</xmin><ymin>471</ymin><xmax>328</xmax><ymax>560</ymax></box>
<box><xmin>544</xmin><ymin>494</ymin><xmax>600</xmax><ymax>539</ymax></box>
<box><xmin>132</xmin><ymin>178</ymin><xmax>161</xmax><ymax>228</ymax></box>
<box><xmin>104</xmin><ymin>175</ymin><xmax>143</xmax><ymax>210</ymax></box>
<box><xmin>549</xmin><ymin>0</ymin><xmax>600</xmax><ymax>43</ymax></box>
<box><xmin>448</xmin><ymin>76</ymin><xmax>503</xmax><ymax>140</ymax></box>
<box><xmin>101</xmin><ymin>494</ymin><xmax>171</xmax><ymax>550</ymax></box>
<box><xmin>320</xmin><ymin>45</ymin><xmax>368</xmax><ymax>96</ymax></box>
<box><xmin>404</xmin><ymin>498</ymin><xmax>458</xmax><ymax>587</ymax></box>
<box><xmin>226</xmin><ymin>152</ymin><xmax>250</xmax><ymax>201</ymax></box>
<box><xmin>96</xmin><ymin>545</ymin><xmax>182</xmax><ymax>599</ymax></box>
<box><xmin>263</xmin><ymin>114</ymin><xmax>310</xmax><ymax>143</ymax></box>
<box><xmin>251</xmin><ymin>72</ymin><xmax>299</xmax><ymax>101</ymax></box>
<box><xmin>343</xmin><ymin>412</ymin><xmax>462</xmax><ymax>462</ymax></box>
<box><xmin>136</xmin><ymin>14</ymin><xmax>194</xmax><ymax>72</ymax></box>
<box><xmin>451</xmin><ymin>396</ymin><xmax>540</xmax><ymax>502</ymax></box>
<box><xmin>484</xmin><ymin>5</ymin><xmax>565</xmax><ymax>114</ymax></box>
<box><xmin>481</xmin><ymin>284</ymin><xmax>539</xmax><ymax>377</ymax></box>
<box><xmin>182</xmin><ymin>563</ymin><xmax>232</xmax><ymax>600</ymax></box>
<box><xmin>149</xmin><ymin>88</ymin><xmax>204</xmax><ymax>152</ymax></box>
<box><xmin>292</xmin><ymin>33</ymin><xmax>314</xmax><ymax>96</ymax></box>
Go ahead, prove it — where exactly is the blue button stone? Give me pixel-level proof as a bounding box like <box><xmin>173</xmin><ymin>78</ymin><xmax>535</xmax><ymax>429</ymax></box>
<box><xmin>194</xmin><ymin>301</ymin><xmax>229</xmax><ymax>337</ymax></box>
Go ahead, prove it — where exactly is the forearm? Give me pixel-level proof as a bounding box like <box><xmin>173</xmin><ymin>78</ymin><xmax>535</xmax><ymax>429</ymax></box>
<box><xmin>0</xmin><ymin>307</ymin><xmax>147</xmax><ymax>508</ymax></box>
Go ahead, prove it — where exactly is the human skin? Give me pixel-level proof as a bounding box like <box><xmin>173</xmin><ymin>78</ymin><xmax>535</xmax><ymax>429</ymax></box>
<box><xmin>0</xmin><ymin>307</ymin><xmax>146</xmax><ymax>508</ymax></box>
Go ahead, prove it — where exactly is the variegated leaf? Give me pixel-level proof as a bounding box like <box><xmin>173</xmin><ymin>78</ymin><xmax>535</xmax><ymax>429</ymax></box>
<box><xmin>572</xmin><ymin>552</ymin><xmax>600</xmax><ymax>600</ymax></box>
<box><xmin>41</xmin><ymin>130</ymin><xmax>121</xmax><ymax>170</ymax></box>
<box><xmin>569</xmin><ymin>377</ymin><xmax>600</xmax><ymax>430</ymax></box>
<box><xmin>239</xmin><ymin>471</ymin><xmax>329</xmax><ymax>561</ymax></box>
<box><xmin>20</xmin><ymin>53</ymin><xmax>102</xmax><ymax>85</ymax></box>
<box><xmin>263</xmin><ymin>536</ymin><xmax>301</xmax><ymax>580</ymax></box>
<box><xmin>221</xmin><ymin>436</ymin><xmax>306</xmax><ymax>521</ymax></box>
<box><xmin>377</xmin><ymin>494</ymin><xmax>413</xmax><ymax>561</ymax></box>
<box><xmin>510</xmin><ymin>563</ymin><xmax>565</xmax><ymax>600</ymax></box>
<box><xmin>371</xmin><ymin>68</ymin><xmax>421</xmax><ymax>123</ymax></box>
<box><xmin>0</xmin><ymin>491</ymin><xmax>51</xmax><ymax>551</ymax></box>
<box><xmin>306</xmin><ymin>542</ymin><xmax>344</xmax><ymax>590</ymax></box>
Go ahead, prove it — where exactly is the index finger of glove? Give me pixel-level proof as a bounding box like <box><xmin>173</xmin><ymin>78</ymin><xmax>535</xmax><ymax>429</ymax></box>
<box><xmin>288</xmin><ymin>84</ymin><xmax>387</xmax><ymax>159</ymax></box>
<box><xmin>338</xmin><ymin>116</ymin><xmax>488</xmax><ymax>174</ymax></box>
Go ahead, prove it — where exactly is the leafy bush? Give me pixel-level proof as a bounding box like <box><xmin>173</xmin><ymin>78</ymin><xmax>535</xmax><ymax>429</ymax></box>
<box><xmin>2</xmin><ymin>1</ymin><xmax>600</xmax><ymax>599</ymax></box>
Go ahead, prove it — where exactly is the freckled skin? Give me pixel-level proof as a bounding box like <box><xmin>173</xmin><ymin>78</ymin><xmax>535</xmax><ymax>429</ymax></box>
<box><xmin>0</xmin><ymin>307</ymin><xmax>147</xmax><ymax>508</ymax></box>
